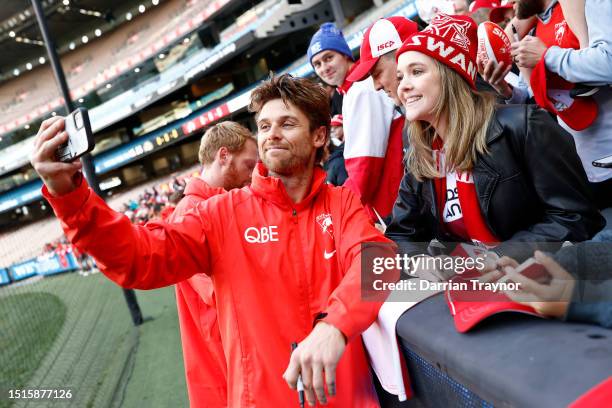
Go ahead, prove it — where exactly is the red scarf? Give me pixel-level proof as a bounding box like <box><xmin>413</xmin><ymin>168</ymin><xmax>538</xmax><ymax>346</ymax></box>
<box><xmin>432</xmin><ymin>138</ymin><xmax>498</xmax><ymax>244</ymax></box>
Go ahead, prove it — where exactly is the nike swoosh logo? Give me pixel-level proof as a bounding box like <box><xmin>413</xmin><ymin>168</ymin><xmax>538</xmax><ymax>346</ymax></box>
<box><xmin>323</xmin><ymin>250</ymin><xmax>336</xmax><ymax>260</ymax></box>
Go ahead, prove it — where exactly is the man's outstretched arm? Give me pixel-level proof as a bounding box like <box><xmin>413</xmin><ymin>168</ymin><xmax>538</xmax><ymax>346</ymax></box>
<box><xmin>31</xmin><ymin>116</ymin><xmax>212</xmax><ymax>289</ymax></box>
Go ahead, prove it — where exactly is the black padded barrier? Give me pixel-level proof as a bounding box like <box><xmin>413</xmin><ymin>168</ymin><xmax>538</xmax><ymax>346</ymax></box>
<box><xmin>392</xmin><ymin>294</ymin><xmax>612</xmax><ymax>407</ymax></box>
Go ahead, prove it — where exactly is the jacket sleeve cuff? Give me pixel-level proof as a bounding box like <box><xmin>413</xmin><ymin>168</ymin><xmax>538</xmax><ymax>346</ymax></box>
<box><xmin>320</xmin><ymin>311</ymin><xmax>357</xmax><ymax>342</ymax></box>
<box><xmin>42</xmin><ymin>173</ymin><xmax>91</xmax><ymax>219</ymax></box>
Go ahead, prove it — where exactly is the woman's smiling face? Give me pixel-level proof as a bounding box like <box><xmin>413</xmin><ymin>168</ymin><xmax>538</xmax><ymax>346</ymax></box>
<box><xmin>396</xmin><ymin>51</ymin><xmax>442</xmax><ymax>124</ymax></box>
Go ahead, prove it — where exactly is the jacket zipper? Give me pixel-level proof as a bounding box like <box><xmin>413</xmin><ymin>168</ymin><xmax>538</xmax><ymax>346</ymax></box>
<box><xmin>291</xmin><ymin>207</ymin><xmax>312</xmax><ymax>333</ymax></box>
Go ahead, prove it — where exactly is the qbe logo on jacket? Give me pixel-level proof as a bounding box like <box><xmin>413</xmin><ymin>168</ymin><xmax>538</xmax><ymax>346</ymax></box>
<box><xmin>244</xmin><ymin>226</ymin><xmax>279</xmax><ymax>243</ymax></box>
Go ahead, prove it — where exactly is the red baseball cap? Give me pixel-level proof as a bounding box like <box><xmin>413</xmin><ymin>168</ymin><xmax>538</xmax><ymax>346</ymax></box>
<box><xmin>445</xmin><ymin>273</ymin><xmax>545</xmax><ymax>333</ymax></box>
<box><xmin>531</xmin><ymin>55</ymin><xmax>598</xmax><ymax>131</ymax></box>
<box><xmin>469</xmin><ymin>0</ymin><xmax>500</xmax><ymax>13</ymax></box>
<box><xmin>490</xmin><ymin>0</ymin><xmax>515</xmax><ymax>24</ymax></box>
<box><xmin>347</xmin><ymin>17</ymin><xmax>418</xmax><ymax>82</ymax></box>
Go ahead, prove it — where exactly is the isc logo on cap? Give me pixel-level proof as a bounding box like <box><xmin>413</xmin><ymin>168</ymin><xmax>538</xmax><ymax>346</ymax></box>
<box><xmin>377</xmin><ymin>41</ymin><xmax>396</xmax><ymax>52</ymax></box>
<box><xmin>369</xmin><ymin>19</ymin><xmax>402</xmax><ymax>58</ymax></box>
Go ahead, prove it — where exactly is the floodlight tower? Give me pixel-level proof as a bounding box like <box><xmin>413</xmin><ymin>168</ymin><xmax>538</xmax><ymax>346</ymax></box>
<box><xmin>31</xmin><ymin>0</ymin><xmax>144</xmax><ymax>326</ymax></box>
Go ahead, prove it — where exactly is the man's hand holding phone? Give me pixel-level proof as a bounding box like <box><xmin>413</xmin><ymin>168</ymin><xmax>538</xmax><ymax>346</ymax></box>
<box><xmin>30</xmin><ymin>116</ymin><xmax>83</xmax><ymax>197</ymax></box>
<box><xmin>57</xmin><ymin>108</ymin><xmax>95</xmax><ymax>163</ymax></box>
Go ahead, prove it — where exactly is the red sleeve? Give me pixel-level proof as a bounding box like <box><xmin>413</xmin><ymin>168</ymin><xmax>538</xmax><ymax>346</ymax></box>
<box><xmin>159</xmin><ymin>206</ymin><xmax>176</xmax><ymax>222</ymax></box>
<box><xmin>42</xmin><ymin>179</ymin><xmax>212</xmax><ymax>290</ymax></box>
<box><xmin>341</xmin><ymin>79</ymin><xmax>394</xmax><ymax>205</ymax></box>
<box><xmin>321</xmin><ymin>187</ymin><xmax>397</xmax><ymax>340</ymax></box>
<box><xmin>343</xmin><ymin>157</ymin><xmax>385</xmax><ymax>203</ymax></box>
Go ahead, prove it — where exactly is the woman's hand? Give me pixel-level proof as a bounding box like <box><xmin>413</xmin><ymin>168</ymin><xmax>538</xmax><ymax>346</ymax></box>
<box><xmin>502</xmin><ymin>251</ymin><xmax>575</xmax><ymax>318</ymax></box>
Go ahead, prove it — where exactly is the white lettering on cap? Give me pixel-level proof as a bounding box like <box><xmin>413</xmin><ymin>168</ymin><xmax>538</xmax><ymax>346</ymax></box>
<box><xmin>448</xmin><ymin>51</ymin><xmax>477</xmax><ymax>81</ymax></box>
<box><xmin>426</xmin><ymin>36</ymin><xmax>455</xmax><ymax>57</ymax></box>
<box><xmin>467</xmin><ymin>59</ymin><xmax>477</xmax><ymax>80</ymax></box>
<box><xmin>422</xmin><ymin>36</ymin><xmax>476</xmax><ymax>82</ymax></box>
<box><xmin>403</xmin><ymin>34</ymin><xmax>425</xmax><ymax>47</ymax></box>
<box><xmin>450</xmin><ymin>52</ymin><xmax>467</xmax><ymax>71</ymax></box>
<box><xmin>369</xmin><ymin>19</ymin><xmax>403</xmax><ymax>58</ymax></box>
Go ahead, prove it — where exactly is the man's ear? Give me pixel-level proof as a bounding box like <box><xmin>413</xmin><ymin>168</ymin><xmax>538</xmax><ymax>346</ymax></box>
<box><xmin>313</xmin><ymin>126</ymin><xmax>327</xmax><ymax>149</ymax></box>
<box><xmin>217</xmin><ymin>146</ymin><xmax>230</xmax><ymax>166</ymax></box>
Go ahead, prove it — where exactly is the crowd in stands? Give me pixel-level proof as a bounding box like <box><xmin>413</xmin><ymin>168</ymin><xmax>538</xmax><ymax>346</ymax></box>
<box><xmin>119</xmin><ymin>176</ymin><xmax>188</xmax><ymax>225</ymax></box>
<box><xmin>33</xmin><ymin>173</ymin><xmax>193</xmax><ymax>274</ymax></box>
<box><xmin>0</xmin><ymin>0</ymin><xmax>211</xmax><ymax>139</ymax></box>
<box><xmin>27</xmin><ymin>0</ymin><xmax>612</xmax><ymax>407</ymax></box>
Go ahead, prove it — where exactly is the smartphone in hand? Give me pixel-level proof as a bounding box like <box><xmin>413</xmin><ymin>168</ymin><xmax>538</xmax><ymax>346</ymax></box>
<box><xmin>56</xmin><ymin>108</ymin><xmax>95</xmax><ymax>163</ymax></box>
<box><xmin>511</xmin><ymin>258</ymin><xmax>551</xmax><ymax>284</ymax></box>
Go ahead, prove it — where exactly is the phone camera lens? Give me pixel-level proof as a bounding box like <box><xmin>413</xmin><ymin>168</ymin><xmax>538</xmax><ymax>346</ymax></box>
<box><xmin>75</xmin><ymin>111</ymin><xmax>83</xmax><ymax>129</ymax></box>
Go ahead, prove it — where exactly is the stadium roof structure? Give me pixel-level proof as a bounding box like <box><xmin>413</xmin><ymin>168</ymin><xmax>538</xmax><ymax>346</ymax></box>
<box><xmin>0</xmin><ymin>0</ymin><xmax>330</xmax><ymax>148</ymax></box>
<box><xmin>0</xmin><ymin>0</ymin><xmax>242</xmax><ymax>143</ymax></box>
<box><xmin>0</xmin><ymin>0</ymin><xmax>164</xmax><ymax>83</ymax></box>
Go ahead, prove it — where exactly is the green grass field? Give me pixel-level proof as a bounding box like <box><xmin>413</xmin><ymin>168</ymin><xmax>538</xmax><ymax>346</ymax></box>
<box><xmin>119</xmin><ymin>285</ymin><xmax>187</xmax><ymax>408</ymax></box>
<box><xmin>0</xmin><ymin>292</ymin><xmax>66</xmax><ymax>401</ymax></box>
<box><xmin>0</xmin><ymin>272</ymin><xmax>187</xmax><ymax>408</ymax></box>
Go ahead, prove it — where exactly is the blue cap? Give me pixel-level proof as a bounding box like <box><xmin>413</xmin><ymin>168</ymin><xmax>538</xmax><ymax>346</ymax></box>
<box><xmin>307</xmin><ymin>23</ymin><xmax>353</xmax><ymax>65</ymax></box>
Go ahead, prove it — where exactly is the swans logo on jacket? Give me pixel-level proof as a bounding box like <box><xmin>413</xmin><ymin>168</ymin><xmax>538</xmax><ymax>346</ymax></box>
<box><xmin>316</xmin><ymin>213</ymin><xmax>335</xmax><ymax>239</ymax></box>
<box><xmin>316</xmin><ymin>213</ymin><xmax>336</xmax><ymax>260</ymax></box>
<box><xmin>554</xmin><ymin>20</ymin><xmax>568</xmax><ymax>45</ymax></box>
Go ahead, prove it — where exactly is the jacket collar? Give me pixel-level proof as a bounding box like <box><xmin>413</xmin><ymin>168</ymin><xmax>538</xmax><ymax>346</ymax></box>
<box><xmin>184</xmin><ymin>177</ymin><xmax>226</xmax><ymax>200</ymax></box>
<box><xmin>485</xmin><ymin>109</ymin><xmax>505</xmax><ymax>146</ymax></box>
<box><xmin>249</xmin><ymin>162</ymin><xmax>327</xmax><ymax>210</ymax></box>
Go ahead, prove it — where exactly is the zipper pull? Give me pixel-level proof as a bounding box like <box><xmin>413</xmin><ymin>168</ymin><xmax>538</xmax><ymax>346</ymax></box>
<box><xmin>292</xmin><ymin>208</ymin><xmax>297</xmax><ymax>224</ymax></box>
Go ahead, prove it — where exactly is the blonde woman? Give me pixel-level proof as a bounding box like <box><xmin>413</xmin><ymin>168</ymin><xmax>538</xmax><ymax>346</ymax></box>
<box><xmin>385</xmin><ymin>14</ymin><xmax>603</xmax><ymax>265</ymax></box>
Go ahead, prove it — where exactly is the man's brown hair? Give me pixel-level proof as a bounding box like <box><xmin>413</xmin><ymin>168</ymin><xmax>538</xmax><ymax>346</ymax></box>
<box><xmin>198</xmin><ymin>121</ymin><xmax>255</xmax><ymax>165</ymax></box>
<box><xmin>248</xmin><ymin>74</ymin><xmax>330</xmax><ymax>162</ymax></box>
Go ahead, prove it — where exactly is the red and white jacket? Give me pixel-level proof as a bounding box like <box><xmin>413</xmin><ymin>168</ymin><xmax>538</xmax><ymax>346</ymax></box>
<box><xmin>44</xmin><ymin>164</ymin><xmax>396</xmax><ymax>407</ymax></box>
<box><xmin>167</xmin><ymin>178</ymin><xmax>228</xmax><ymax>408</ymax></box>
<box><xmin>340</xmin><ymin>72</ymin><xmax>405</xmax><ymax>222</ymax></box>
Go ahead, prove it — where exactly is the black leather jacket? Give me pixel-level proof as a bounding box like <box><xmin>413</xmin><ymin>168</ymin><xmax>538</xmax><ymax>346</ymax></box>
<box><xmin>385</xmin><ymin>105</ymin><xmax>605</xmax><ymax>260</ymax></box>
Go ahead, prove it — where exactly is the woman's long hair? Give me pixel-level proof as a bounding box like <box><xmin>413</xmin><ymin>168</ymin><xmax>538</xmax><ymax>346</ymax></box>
<box><xmin>406</xmin><ymin>60</ymin><xmax>496</xmax><ymax>181</ymax></box>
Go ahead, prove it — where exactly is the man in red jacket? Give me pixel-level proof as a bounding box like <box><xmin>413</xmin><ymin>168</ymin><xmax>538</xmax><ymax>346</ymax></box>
<box><xmin>31</xmin><ymin>74</ymin><xmax>395</xmax><ymax>407</ymax></box>
<box><xmin>167</xmin><ymin>121</ymin><xmax>257</xmax><ymax>407</ymax></box>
